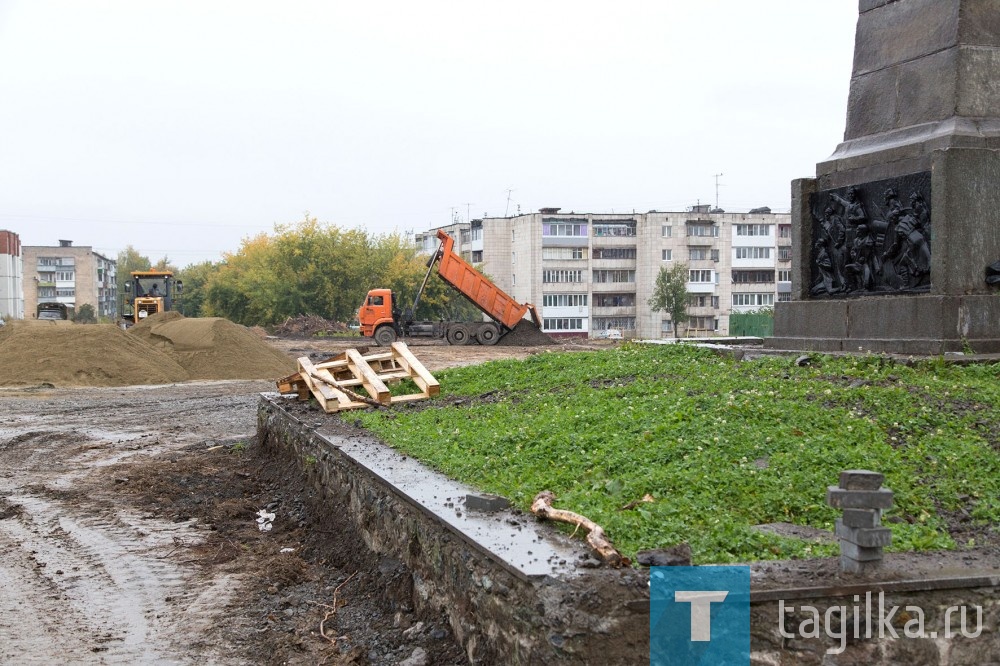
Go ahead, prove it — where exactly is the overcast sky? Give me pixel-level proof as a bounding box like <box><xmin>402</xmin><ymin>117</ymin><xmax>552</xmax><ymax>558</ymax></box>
<box><xmin>0</xmin><ymin>1</ymin><xmax>859</xmax><ymax>267</ymax></box>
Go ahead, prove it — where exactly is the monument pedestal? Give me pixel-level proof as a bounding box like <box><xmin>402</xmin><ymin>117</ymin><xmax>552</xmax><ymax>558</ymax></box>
<box><xmin>769</xmin><ymin>0</ymin><xmax>1000</xmax><ymax>354</ymax></box>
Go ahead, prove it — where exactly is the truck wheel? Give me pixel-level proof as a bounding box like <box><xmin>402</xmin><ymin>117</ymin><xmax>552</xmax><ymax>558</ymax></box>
<box><xmin>446</xmin><ymin>324</ymin><xmax>471</xmax><ymax>346</ymax></box>
<box><xmin>477</xmin><ymin>323</ymin><xmax>501</xmax><ymax>346</ymax></box>
<box><xmin>374</xmin><ymin>326</ymin><xmax>397</xmax><ymax>346</ymax></box>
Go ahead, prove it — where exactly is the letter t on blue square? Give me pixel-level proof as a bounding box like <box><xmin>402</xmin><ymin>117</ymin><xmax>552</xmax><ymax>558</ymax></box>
<box><xmin>650</xmin><ymin>566</ymin><xmax>750</xmax><ymax>665</ymax></box>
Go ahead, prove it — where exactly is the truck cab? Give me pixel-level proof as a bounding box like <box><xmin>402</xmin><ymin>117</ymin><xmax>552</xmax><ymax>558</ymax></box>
<box><xmin>358</xmin><ymin>289</ymin><xmax>400</xmax><ymax>345</ymax></box>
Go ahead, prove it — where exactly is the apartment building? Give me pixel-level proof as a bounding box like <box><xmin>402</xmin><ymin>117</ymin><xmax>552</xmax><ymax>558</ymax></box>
<box><xmin>21</xmin><ymin>240</ymin><xmax>117</xmax><ymax>319</ymax></box>
<box><xmin>420</xmin><ymin>206</ymin><xmax>790</xmax><ymax>339</ymax></box>
<box><xmin>415</xmin><ymin>219</ymin><xmax>483</xmax><ymax>263</ymax></box>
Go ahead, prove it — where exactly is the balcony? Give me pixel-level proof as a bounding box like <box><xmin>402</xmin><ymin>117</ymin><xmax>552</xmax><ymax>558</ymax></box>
<box><xmin>687</xmin><ymin>282</ymin><xmax>716</xmax><ymax>294</ymax></box>
<box><xmin>591</xmin><ymin>305</ymin><xmax>636</xmax><ymax>317</ymax></box>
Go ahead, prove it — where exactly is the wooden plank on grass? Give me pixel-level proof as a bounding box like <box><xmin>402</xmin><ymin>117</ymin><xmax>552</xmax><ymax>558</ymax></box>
<box><xmin>297</xmin><ymin>357</ymin><xmax>341</xmax><ymax>412</ymax></box>
<box><xmin>390</xmin><ymin>342</ymin><xmax>440</xmax><ymax>397</ymax></box>
<box><xmin>346</xmin><ymin>349</ymin><xmax>391</xmax><ymax>405</ymax></box>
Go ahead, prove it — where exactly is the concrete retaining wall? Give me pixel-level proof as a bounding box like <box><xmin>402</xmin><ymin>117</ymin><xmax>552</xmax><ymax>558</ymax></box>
<box><xmin>257</xmin><ymin>394</ymin><xmax>649</xmax><ymax>664</ymax></box>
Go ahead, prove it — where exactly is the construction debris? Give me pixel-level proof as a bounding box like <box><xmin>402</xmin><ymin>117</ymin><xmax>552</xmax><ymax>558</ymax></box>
<box><xmin>272</xmin><ymin>314</ymin><xmax>349</xmax><ymax>338</ymax></box>
<box><xmin>530</xmin><ymin>490</ymin><xmax>626</xmax><ymax>568</ymax></box>
<box><xmin>277</xmin><ymin>342</ymin><xmax>439</xmax><ymax>412</ymax></box>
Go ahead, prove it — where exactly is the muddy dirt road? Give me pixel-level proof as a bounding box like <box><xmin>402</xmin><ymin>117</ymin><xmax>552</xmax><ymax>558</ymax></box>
<box><xmin>0</xmin><ymin>338</ymin><xmax>603</xmax><ymax>664</ymax></box>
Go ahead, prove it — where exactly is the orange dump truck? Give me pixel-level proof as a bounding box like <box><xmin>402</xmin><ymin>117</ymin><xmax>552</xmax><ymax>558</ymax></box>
<box><xmin>359</xmin><ymin>230</ymin><xmax>541</xmax><ymax>346</ymax></box>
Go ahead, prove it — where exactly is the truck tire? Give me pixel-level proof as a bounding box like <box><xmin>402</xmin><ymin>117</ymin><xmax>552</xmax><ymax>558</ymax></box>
<box><xmin>477</xmin><ymin>323</ymin><xmax>500</xmax><ymax>346</ymax></box>
<box><xmin>374</xmin><ymin>325</ymin><xmax>397</xmax><ymax>346</ymax></box>
<box><xmin>446</xmin><ymin>324</ymin><xmax>471</xmax><ymax>346</ymax></box>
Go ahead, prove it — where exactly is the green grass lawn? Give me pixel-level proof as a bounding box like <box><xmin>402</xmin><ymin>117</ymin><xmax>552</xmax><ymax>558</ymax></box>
<box><xmin>354</xmin><ymin>344</ymin><xmax>1000</xmax><ymax>564</ymax></box>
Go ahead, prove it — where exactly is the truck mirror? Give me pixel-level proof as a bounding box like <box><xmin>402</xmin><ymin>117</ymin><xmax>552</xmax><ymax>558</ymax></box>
<box><xmin>176</xmin><ymin>281</ymin><xmax>183</xmax><ymax>293</ymax></box>
<box><xmin>124</xmin><ymin>283</ymin><xmax>132</xmax><ymax>293</ymax></box>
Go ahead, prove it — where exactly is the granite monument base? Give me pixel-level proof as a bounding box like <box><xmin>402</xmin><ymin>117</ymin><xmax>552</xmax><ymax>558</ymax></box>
<box><xmin>769</xmin><ymin>294</ymin><xmax>1000</xmax><ymax>354</ymax></box>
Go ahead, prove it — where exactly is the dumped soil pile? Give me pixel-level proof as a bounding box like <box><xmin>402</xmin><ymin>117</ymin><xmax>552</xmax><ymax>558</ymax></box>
<box><xmin>127</xmin><ymin>312</ymin><xmax>296</xmax><ymax>380</ymax></box>
<box><xmin>0</xmin><ymin>320</ymin><xmax>189</xmax><ymax>387</ymax></box>
<box><xmin>498</xmin><ymin>319</ymin><xmax>555</xmax><ymax>346</ymax></box>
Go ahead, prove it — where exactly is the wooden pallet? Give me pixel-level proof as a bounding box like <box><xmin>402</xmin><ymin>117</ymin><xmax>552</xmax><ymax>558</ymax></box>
<box><xmin>276</xmin><ymin>342</ymin><xmax>439</xmax><ymax>413</ymax></box>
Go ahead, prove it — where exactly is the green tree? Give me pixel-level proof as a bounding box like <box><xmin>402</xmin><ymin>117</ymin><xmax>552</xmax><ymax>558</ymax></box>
<box><xmin>648</xmin><ymin>262</ymin><xmax>689</xmax><ymax>338</ymax></box>
<box><xmin>73</xmin><ymin>303</ymin><xmax>97</xmax><ymax>324</ymax></box>
<box><xmin>175</xmin><ymin>260</ymin><xmax>219</xmax><ymax>317</ymax></box>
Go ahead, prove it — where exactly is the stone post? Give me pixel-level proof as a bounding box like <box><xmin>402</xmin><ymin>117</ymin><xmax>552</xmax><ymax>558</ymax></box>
<box><xmin>826</xmin><ymin>470</ymin><xmax>893</xmax><ymax>574</ymax></box>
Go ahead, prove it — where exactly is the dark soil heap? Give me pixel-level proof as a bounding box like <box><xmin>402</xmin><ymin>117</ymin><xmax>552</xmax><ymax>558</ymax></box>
<box><xmin>127</xmin><ymin>312</ymin><xmax>296</xmax><ymax>380</ymax></box>
<box><xmin>498</xmin><ymin>320</ymin><xmax>555</xmax><ymax>346</ymax></box>
<box><xmin>0</xmin><ymin>320</ymin><xmax>189</xmax><ymax>387</ymax></box>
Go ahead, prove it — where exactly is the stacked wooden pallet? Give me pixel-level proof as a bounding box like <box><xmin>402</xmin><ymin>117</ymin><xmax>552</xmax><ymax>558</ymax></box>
<box><xmin>276</xmin><ymin>342</ymin><xmax>439</xmax><ymax>413</ymax></box>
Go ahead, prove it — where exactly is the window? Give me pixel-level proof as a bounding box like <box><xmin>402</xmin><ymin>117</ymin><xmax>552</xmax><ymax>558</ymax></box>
<box><xmin>471</xmin><ymin>227</ymin><xmax>483</xmax><ymax>241</ymax></box>
<box><xmin>592</xmin><ymin>247</ymin><xmax>636</xmax><ymax>260</ymax></box>
<box><xmin>472</xmin><ymin>250</ymin><xmax>483</xmax><ymax>262</ymax></box>
<box><xmin>56</xmin><ymin>289</ymin><xmax>75</xmax><ymax>297</ymax></box>
<box><xmin>778</xmin><ymin>270</ymin><xmax>791</xmax><ymax>282</ymax></box>
<box><xmin>542</xmin><ymin>221</ymin><xmax>588</xmax><ymax>237</ymax></box>
<box><xmin>661</xmin><ymin>319</ymin><xmax>673</xmax><ymax>333</ymax></box>
<box><xmin>732</xmin><ymin>270</ymin><xmax>775</xmax><ymax>284</ymax></box>
<box><xmin>734</xmin><ymin>247</ymin><xmax>772</xmax><ymax>259</ymax></box>
<box><xmin>512</xmin><ymin>252</ymin><xmax>516</xmax><ymax>264</ymax></box>
<box><xmin>543</xmin><ymin>270</ymin><xmax>584</xmax><ymax>283</ymax></box>
<box><xmin>689</xmin><ymin>248</ymin><xmax>708</xmax><ymax>261</ymax></box>
<box><xmin>735</xmin><ymin>223</ymin><xmax>772</xmax><ymax>236</ymax></box>
<box><xmin>593</xmin><ymin>293</ymin><xmax>635</xmax><ymax>307</ymax></box>
<box><xmin>543</xmin><ymin>318</ymin><xmax>585</xmax><ymax>331</ymax></box>
<box><xmin>543</xmin><ymin>294</ymin><xmax>588</xmax><ymax>307</ymax></box>
<box><xmin>779</xmin><ymin>224</ymin><xmax>791</xmax><ymax>238</ymax></box>
<box><xmin>688</xmin><ymin>295</ymin><xmax>719</xmax><ymax>308</ymax></box>
<box><xmin>593</xmin><ymin>317</ymin><xmax>636</xmax><ymax>331</ymax></box>
<box><xmin>778</xmin><ymin>292</ymin><xmax>791</xmax><ymax>302</ymax></box>
<box><xmin>368</xmin><ymin>295</ymin><xmax>383</xmax><ymax>306</ymax></box>
<box><xmin>593</xmin><ymin>221</ymin><xmax>637</xmax><ymax>237</ymax></box>
<box><xmin>778</xmin><ymin>247</ymin><xmax>792</xmax><ymax>261</ymax></box>
<box><xmin>688</xmin><ymin>316</ymin><xmax>719</xmax><ymax>331</ymax></box>
<box><xmin>56</xmin><ymin>271</ymin><xmax>75</xmax><ymax>281</ymax></box>
<box><xmin>661</xmin><ymin>225</ymin><xmax>672</xmax><ymax>238</ymax></box>
<box><xmin>662</xmin><ymin>249</ymin><xmax>672</xmax><ymax>261</ymax></box>
<box><xmin>732</xmin><ymin>293</ymin><xmax>775</xmax><ymax>307</ymax></box>
<box><xmin>686</xmin><ymin>224</ymin><xmax>718</xmax><ymax>237</ymax></box>
<box><xmin>711</xmin><ymin>249</ymin><xmax>720</xmax><ymax>262</ymax></box>
<box><xmin>592</xmin><ymin>270</ymin><xmax>635</xmax><ymax>283</ymax></box>
<box><xmin>544</xmin><ymin>247</ymin><xmax>585</xmax><ymax>260</ymax></box>
<box><xmin>689</xmin><ymin>269</ymin><xmax>713</xmax><ymax>283</ymax></box>
<box><xmin>37</xmin><ymin>287</ymin><xmax>55</xmax><ymax>298</ymax></box>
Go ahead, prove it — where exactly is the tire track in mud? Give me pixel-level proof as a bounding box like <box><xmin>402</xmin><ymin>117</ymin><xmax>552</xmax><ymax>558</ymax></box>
<box><xmin>0</xmin><ymin>495</ymin><xmax>191</xmax><ymax>662</ymax></box>
<box><xmin>0</xmin><ymin>384</ymin><xmax>262</xmax><ymax>664</ymax></box>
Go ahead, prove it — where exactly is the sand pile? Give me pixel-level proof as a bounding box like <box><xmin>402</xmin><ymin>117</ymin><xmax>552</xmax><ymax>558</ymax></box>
<box><xmin>126</xmin><ymin>313</ymin><xmax>296</xmax><ymax>380</ymax></box>
<box><xmin>0</xmin><ymin>320</ymin><xmax>189</xmax><ymax>387</ymax></box>
<box><xmin>0</xmin><ymin>314</ymin><xmax>296</xmax><ymax>387</ymax></box>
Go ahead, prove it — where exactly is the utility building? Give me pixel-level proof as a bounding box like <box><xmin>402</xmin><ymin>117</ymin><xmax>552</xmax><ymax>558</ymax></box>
<box><xmin>0</xmin><ymin>229</ymin><xmax>24</xmax><ymax>320</ymax></box>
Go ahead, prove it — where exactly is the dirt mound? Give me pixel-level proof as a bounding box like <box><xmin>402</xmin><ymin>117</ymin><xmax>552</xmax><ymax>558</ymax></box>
<box><xmin>127</xmin><ymin>314</ymin><xmax>296</xmax><ymax>380</ymax></box>
<box><xmin>498</xmin><ymin>320</ymin><xmax>555</xmax><ymax>346</ymax></box>
<box><xmin>0</xmin><ymin>320</ymin><xmax>189</xmax><ymax>387</ymax></box>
